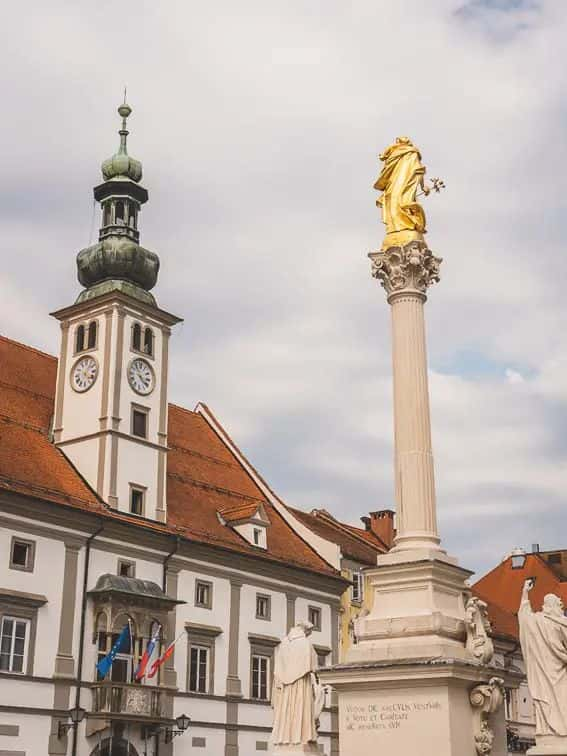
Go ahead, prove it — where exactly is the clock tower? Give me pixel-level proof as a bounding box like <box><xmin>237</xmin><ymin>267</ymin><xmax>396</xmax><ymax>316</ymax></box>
<box><xmin>51</xmin><ymin>101</ymin><xmax>182</xmax><ymax>522</ymax></box>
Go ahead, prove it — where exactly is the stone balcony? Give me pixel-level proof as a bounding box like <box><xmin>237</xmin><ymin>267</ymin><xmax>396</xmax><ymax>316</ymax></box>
<box><xmin>91</xmin><ymin>682</ymin><xmax>166</xmax><ymax>720</ymax></box>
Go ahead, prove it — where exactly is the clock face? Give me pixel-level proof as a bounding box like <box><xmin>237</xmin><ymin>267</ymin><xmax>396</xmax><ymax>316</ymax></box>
<box><xmin>71</xmin><ymin>356</ymin><xmax>98</xmax><ymax>392</ymax></box>
<box><xmin>128</xmin><ymin>358</ymin><xmax>154</xmax><ymax>395</ymax></box>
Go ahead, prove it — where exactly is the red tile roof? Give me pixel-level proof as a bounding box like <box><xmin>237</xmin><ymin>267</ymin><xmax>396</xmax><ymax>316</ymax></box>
<box><xmin>290</xmin><ymin>507</ymin><xmax>385</xmax><ymax>565</ymax></box>
<box><xmin>0</xmin><ymin>335</ymin><xmax>339</xmax><ymax>579</ymax></box>
<box><xmin>217</xmin><ymin>502</ymin><xmax>264</xmax><ymax>523</ymax></box>
<box><xmin>472</xmin><ymin>553</ymin><xmax>567</xmax><ymax>642</ymax></box>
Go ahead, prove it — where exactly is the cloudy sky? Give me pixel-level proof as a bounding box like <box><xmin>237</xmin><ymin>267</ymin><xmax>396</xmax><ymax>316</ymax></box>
<box><xmin>2</xmin><ymin>0</ymin><xmax>566</xmax><ymax>577</ymax></box>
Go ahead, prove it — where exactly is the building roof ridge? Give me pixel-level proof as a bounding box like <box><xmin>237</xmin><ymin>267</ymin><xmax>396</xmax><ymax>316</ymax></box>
<box><xmin>0</xmin><ymin>334</ymin><xmax>57</xmax><ymax>362</ymax></box>
<box><xmin>312</xmin><ymin>508</ymin><xmax>386</xmax><ymax>552</ymax></box>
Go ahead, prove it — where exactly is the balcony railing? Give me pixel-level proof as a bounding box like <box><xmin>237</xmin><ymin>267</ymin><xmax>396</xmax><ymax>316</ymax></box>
<box><xmin>91</xmin><ymin>682</ymin><xmax>165</xmax><ymax>719</ymax></box>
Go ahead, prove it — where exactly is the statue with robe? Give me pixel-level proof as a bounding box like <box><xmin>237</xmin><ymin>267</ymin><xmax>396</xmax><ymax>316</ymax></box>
<box><xmin>518</xmin><ymin>578</ymin><xmax>567</xmax><ymax>744</ymax></box>
<box><xmin>374</xmin><ymin>136</ymin><xmax>429</xmax><ymax>251</ymax></box>
<box><xmin>271</xmin><ymin>621</ymin><xmax>325</xmax><ymax>753</ymax></box>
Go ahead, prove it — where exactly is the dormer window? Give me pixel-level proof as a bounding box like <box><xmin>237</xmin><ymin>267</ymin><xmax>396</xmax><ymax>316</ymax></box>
<box><xmin>217</xmin><ymin>502</ymin><xmax>270</xmax><ymax>549</ymax></box>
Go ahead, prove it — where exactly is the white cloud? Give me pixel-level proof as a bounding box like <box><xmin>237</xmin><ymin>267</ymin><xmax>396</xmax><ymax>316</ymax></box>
<box><xmin>1</xmin><ymin>0</ymin><xmax>566</xmax><ymax>576</ymax></box>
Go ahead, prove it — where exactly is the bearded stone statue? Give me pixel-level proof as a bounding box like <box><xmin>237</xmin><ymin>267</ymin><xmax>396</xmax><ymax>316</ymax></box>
<box><xmin>519</xmin><ymin>578</ymin><xmax>567</xmax><ymax>754</ymax></box>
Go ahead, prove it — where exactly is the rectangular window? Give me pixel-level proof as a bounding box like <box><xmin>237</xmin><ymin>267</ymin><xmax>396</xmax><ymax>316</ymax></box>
<box><xmin>118</xmin><ymin>559</ymin><xmax>135</xmax><ymax>578</ymax></box>
<box><xmin>130</xmin><ymin>486</ymin><xmax>145</xmax><ymax>516</ymax></box>
<box><xmin>251</xmin><ymin>654</ymin><xmax>269</xmax><ymax>700</ymax></box>
<box><xmin>195</xmin><ymin>581</ymin><xmax>212</xmax><ymax>609</ymax></box>
<box><xmin>253</xmin><ymin>528</ymin><xmax>261</xmax><ymax>545</ymax></box>
<box><xmin>256</xmin><ymin>594</ymin><xmax>271</xmax><ymax>620</ymax></box>
<box><xmin>131</xmin><ymin>406</ymin><xmax>148</xmax><ymax>439</ymax></box>
<box><xmin>9</xmin><ymin>538</ymin><xmax>35</xmax><ymax>572</ymax></box>
<box><xmin>352</xmin><ymin>571</ymin><xmax>363</xmax><ymax>603</ymax></box>
<box><xmin>308</xmin><ymin>606</ymin><xmax>321</xmax><ymax>631</ymax></box>
<box><xmin>0</xmin><ymin>616</ymin><xmax>29</xmax><ymax>674</ymax></box>
<box><xmin>189</xmin><ymin>645</ymin><xmax>209</xmax><ymax>693</ymax></box>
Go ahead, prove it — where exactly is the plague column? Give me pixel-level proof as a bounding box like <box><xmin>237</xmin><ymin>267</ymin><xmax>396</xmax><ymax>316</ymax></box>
<box><xmin>320</xmin><ymin>138</ymin><xmax>521</xmax><ymax>756</ymax></box>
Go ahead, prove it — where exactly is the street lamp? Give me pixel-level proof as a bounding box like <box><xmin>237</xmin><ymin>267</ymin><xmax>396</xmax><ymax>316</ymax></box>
<box><xmin>164</xmin><ymin>713</ymin><xmax>191</xmax><ymax>743</ymax></box>
<box><xmin>58</xmin><ymin>704</ymin><xmax>86</xmax><ymax>738</ymax></box>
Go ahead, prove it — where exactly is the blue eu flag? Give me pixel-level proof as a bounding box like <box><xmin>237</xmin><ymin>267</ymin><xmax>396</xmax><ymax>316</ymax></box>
<box><xmin>96</xmin><ymin>623</ymin><xmax>131</xmax><ymax>679</ymax></box>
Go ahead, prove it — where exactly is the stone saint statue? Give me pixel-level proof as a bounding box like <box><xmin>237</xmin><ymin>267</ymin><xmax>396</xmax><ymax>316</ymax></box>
<box><xmin>374</xmin><ymin>136</ymin><xmax>429</xmax><ymax>250</ymax></box>
<box><xmin>271</xmin><ymin>621</ymin><xmax>325</xmax><ymax>753</ymax></box>
<box><xmin>519</xmin><ymin>578</ymin><xmax>567</xmax><ymax>744</ymax></box>
<box><xmin>465</xmin><ymin>596</ymin><xmax>495</xmax><ymax>665</ymax></box>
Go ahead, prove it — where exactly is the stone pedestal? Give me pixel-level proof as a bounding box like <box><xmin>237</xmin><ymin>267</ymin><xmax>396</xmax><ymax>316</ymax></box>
<box><xmin>319</xmin><ymin>239</ymin><xmax>522</xmax><ymax>755</ymax></box>
<box><xmin>322</xmin><ymin>660</ymin><xmax>511</xmax><ymax>756</ymax></box>
<box><xmin>272</xmin><ymin>745</ymin><xmax>322</xmax><ymax>755</ymax></box>
<box><xmin>528</xmin><ymin>737</ymin><xmax>567</xmax><ymax>755</ymax></box>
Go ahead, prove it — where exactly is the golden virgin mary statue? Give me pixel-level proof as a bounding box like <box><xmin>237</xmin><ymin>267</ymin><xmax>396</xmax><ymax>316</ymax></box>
<box><xmin>374</xmin><ymin>136</ymin><xmax>429</xmax><ymax>250</ymax></box>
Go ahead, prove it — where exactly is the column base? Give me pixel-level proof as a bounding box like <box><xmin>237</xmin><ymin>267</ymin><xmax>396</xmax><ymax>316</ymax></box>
<box><xmin>528</xmin><ymin>737</ymin><xmax>567</xmax><ymax>755</ymax></box>
<box><xmin>349</xmin><ymin>549</ymin><xmax>473</xmax><ymax>664</ymax></box>
<box><xmin>320</xmin><ymin>659</ymin><xmax>515</xmax><ymax>756</ymax></box>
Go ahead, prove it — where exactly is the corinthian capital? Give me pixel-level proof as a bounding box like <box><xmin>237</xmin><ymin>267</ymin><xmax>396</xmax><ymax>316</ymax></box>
<box><xmin>369</xmin><ymin>241</ymin><xmax>442</xmax><ymax>299</ymax></box>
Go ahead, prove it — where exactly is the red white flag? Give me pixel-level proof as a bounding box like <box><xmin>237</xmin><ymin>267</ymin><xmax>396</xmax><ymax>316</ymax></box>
<box><xmin>147</xmin><ymin>632</ymin><xmax>184</xmax><ymax>679</ymax></box>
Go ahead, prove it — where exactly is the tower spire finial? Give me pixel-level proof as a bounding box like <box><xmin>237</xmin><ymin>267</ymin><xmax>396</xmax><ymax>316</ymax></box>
<box><xmin>117</xmin><ymin>93</ymin><xmax>132</xmax><ymax>156</ymax></box>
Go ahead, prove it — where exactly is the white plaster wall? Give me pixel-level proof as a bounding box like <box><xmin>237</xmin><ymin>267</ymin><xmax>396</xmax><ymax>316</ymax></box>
<box><xmin>239</xmin><ymin>702</ymin><xmax>273</xmax><ymax>728</ymax></box>
<box><xmin>63</xmin><ymin>437</ymin><xmax>99</xmax><ymax>493</ymax></box>
<box><xmin>179</xmin><ymin>725</ymin><xmax>225</xmax><ymax>755</ymax></box>
<box><xmin>175</xmin><ymin>569</ymin><xmax>231</xmax><ymax>694</ymax></box>
<box><xmin>0</xmin><ymin>525</ymin><xmax>65</xmax><ymax>680</ymax></box>
<box><xmin>0</xmin><ymin>711</ymin><xmax>51</xmax><ymax>756</ymax></box>
<box><xmin>295</xmin><ymin>597</ymin><xmax>332</xmax><ymax>649</ymax></box>
<box><xmin>0</xmin><ymin>676</ymin><xmax>53</xmax><ymax>708</ymax></box>
<box><xmin>59</xmin><ymin>312</ymin><xmax>106</xmax><ymax>442</ymax></box>
<box><xmin>238</xmin><ymin>585</ymin><xmax>286</xmax><ymax>698</ymax></box>
<box><xmin>175</xmin><ymin>696</ymin><xmax>226</xmax><ymax>725</ymax></box>
<box><xmin>119</xmin><ymin>312</ymin><xmax>163</xmax><ymax>442</ymax></box>
<box><xmin>238</xmin><ymin>728</ymin><xmax>272</xmax><ymax>755</ymax></box>
<box><xmin>115</xmin><ymin>441</ymin><xmax>160</xmax><ymax>518</ymax></box>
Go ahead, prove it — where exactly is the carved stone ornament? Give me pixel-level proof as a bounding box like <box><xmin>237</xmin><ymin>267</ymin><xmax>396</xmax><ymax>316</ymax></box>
<box><xmin>125</xmin><ymin>686</ymin><xmax>151</xmax><ymax>715</ymax></box>
<box><xmin>368</xmin><ymin>240</ymin><xmax>442</xmax><ymax>298</ymax></box>
<box><xmin>469</xmin><ymin>677</ymin><xmax>505</xmax><ymax>756</ymax></box>
<box><xmin>465</xmin><ymin>597</ymin><xmax>495</xmax><ymax>665</ymax></box>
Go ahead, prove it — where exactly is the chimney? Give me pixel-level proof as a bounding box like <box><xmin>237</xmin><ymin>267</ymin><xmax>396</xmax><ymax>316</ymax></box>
<box><xmin>361</xmin><ymin>510</ymin><xmax>395</xmax><ymax>549</ymax></box>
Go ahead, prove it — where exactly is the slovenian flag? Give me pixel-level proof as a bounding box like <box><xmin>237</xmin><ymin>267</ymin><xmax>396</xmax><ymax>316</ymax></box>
<box><xmin>147</xmin><ymin>631</ymin><xmax>184</xmax><ymax>679</ymax></box>
<box><xmin>134</xmin><ymin>622</ymin><xmax>161</xmax><ymax>681</ymax></box>
<box><xmin>96</xmin><ymin>622</ymin><xmax>131</xmax><ymax>679</ymax></box>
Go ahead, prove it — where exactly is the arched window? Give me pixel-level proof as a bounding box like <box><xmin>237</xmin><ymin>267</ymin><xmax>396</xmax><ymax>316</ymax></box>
<box><xmin>132</xmin><ymin>323</ymin><xmax>141</xmax><ymax>352</ymax></box>
<box><xmin>87</xmin><ymin>321</ymin><xmax>97</xmax><ymax>349</ymax></box>
<box><xmin>103</xmin><ymin>203</ymin><xmax>111</xmax><ymax>227</ymax></box>
<box><xmin>143</xmin><ymin>327</ymin><xmax>154</xmax><ymax>356</ymax></box>
<box><xmin>115</xmin><ymin>200</ymin><xmax>125</xmax><ymax>225</ymax></box>
<box><xmin>75</xmin><ymin>324</ymin><xmax>85</xmax><ymax>353</ymax></box>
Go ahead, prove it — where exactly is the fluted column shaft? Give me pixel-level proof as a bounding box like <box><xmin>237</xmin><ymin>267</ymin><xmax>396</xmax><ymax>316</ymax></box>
<box><xmin>389</xmin><ymin>290</ymin><xmax>439</xmax><ymax>549</ymax></box>
<box><xmin>370</xmin><ymin>241</ymin><xmax>443</xmax><ymax>552</ymax></box>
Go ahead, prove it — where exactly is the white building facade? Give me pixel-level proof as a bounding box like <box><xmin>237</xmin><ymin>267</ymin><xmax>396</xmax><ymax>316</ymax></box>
<box><xmin>0</xmin><ymin>102</ymin><xmax>346</xmax><ymax>756</ymax></box>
